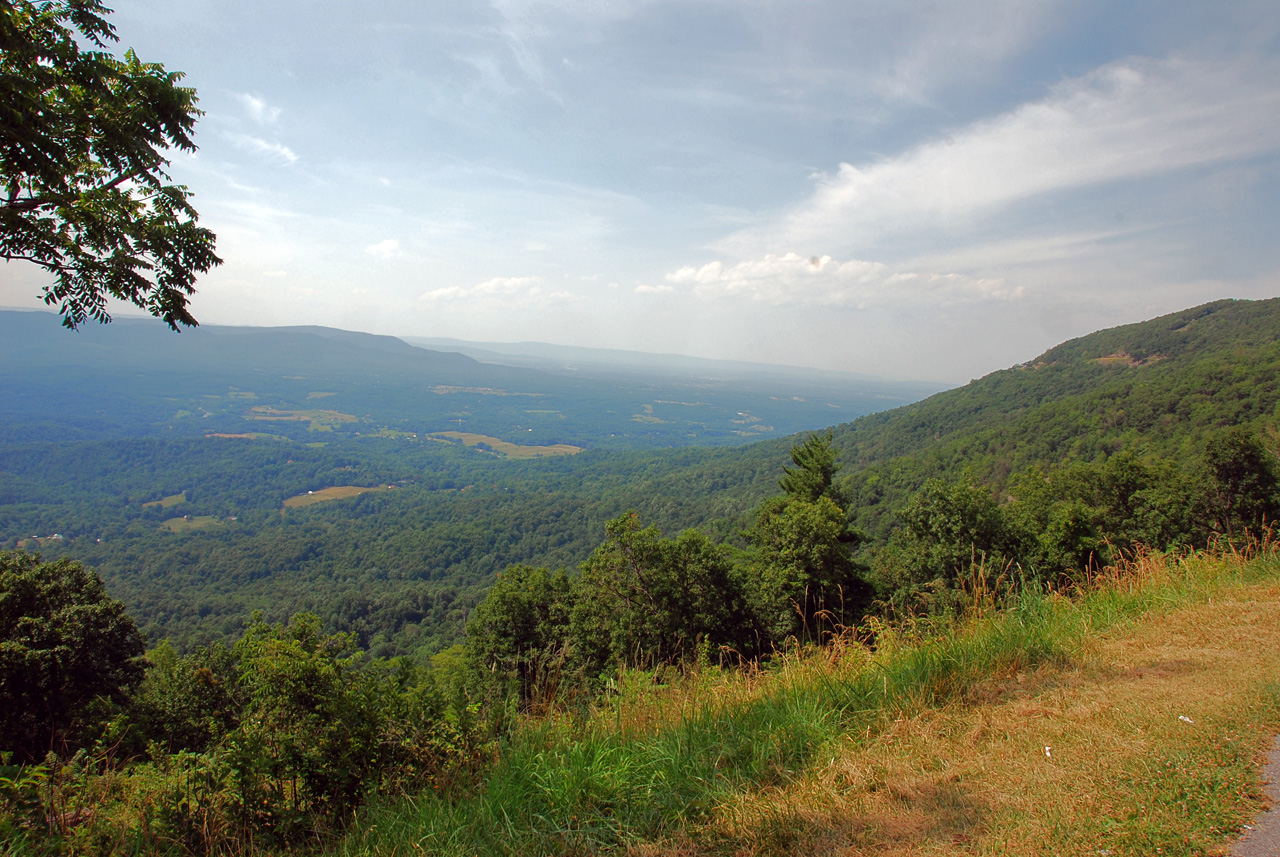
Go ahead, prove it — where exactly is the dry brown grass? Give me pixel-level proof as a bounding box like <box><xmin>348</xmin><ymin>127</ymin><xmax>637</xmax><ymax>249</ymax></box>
<box><xmin>675</xmin><ymin>574</ymin><xmax>1280</xmax><ymax>856</ymax></box>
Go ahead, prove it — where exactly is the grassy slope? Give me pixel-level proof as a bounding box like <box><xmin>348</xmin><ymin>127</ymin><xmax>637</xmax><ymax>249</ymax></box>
<box><xmin>338</xmin><ymin>548</ymin><xmax>1280</xmax><ymax>856</ymax></box>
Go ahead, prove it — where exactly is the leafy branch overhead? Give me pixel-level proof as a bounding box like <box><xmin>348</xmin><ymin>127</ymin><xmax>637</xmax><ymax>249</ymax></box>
<box><xmin>0</xmin><ymin>0</ymin><xmax>219</xmax><ymax>329</ymax></box>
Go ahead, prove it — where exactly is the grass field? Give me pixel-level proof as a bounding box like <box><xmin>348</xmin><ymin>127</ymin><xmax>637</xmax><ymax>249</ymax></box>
<box><xmin>142</xmin><ymin>491</ymin><xmax>185</xmax><ymax>509</ymax></box>
<box><xmin>205</xmin><ymin>432</ymin><xmax>290</xmax><ymax>441</ymax></box>
<box><xmin>246</xmin><ymin>406</ymin><xmax>359</xmax><ymax>430</ymax></box>
<box><xmin>429</xmin><ymin>431</ymin><xmax>582</xmax><ymax>458</ymax></box>
<box><xmin>160</xmin><ymin>515</ymin><xmax>220</xmax><ymax>533</ymax></box>
<box><xmin>337</xmin><ymin>548</ymin><xmax>1280</xmax><ymax>857</ymax></box>
<box><xmin>282</xmin><ymin>484</ymin><xmax>395</xmax><ymax>508</ymax></box>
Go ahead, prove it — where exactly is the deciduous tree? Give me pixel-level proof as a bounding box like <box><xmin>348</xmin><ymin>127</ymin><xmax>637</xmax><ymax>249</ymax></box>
<box><xmin>0</xmin><ymin>551</ymin><xmax>144</xmax><ymax>761</ymax></box>
<box><xmin>1</xmin><ymin>0</ymin><xmax>219</xmax><ymax>328</ymax></box>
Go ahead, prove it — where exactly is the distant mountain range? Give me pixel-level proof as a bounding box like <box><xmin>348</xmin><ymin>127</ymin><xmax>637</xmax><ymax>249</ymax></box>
<box><xmin>0</xmin><ymin>309</ymin><xmax>948</xmax><ymax>448</ymax></box>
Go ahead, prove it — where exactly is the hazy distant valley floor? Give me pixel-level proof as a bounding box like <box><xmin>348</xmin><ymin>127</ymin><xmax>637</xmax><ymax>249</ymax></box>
<box><xmin>6</xmin><ymin>298</ymin><xmax>1280</xmax><ymax>658</ymax></box>
<box><xmin>0</xmin><ymin>309</ymin><xmax>943</xmax><ymax>656</ymax></box>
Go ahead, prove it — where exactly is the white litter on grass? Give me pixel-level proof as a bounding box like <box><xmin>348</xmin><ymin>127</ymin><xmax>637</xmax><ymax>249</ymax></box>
<box><xmin>1045</xmin><ymin>746</ymin><xmax>1052</xmax><ymax>758</ymax></box>
<box><xmin>1179</xmin><ymin>715</ymin><xmax>1194</xmax><ymax>724</ymax></box>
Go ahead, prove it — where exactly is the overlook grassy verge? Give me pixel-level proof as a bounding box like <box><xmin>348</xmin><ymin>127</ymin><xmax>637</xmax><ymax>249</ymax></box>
<box><xmin>340</xmin><ymin>546</ymin><xmax>1280</xmax><ymax>857</ymax></box>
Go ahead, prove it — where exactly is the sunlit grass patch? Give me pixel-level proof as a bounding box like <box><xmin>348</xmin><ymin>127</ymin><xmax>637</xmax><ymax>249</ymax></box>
<box><xmin>282</xmin><ymin>484</ymin><xmax>395</xmax><ymax>509</ymax></box>
<box><xmin>246</xmin><ymin>406</ymin><xmax>358</xmax><ymax>426</ymax></box>
<box><xmin>205</xmin><ymin>432</ymin><xmax>290</xmax><ymax>440</ymax></box>
<box><xmin>142</xmin><ymin>491</ymin><xmax>185</xmax><ymax>509</ymax></box>
<box><xmin>160</xmin><ymin>515</ymin><xmax>220</xmax><ymax>532</ymax></box>
<box><xmin>428</xmin><ymin>431</ymin><xmax>582</xmax><ymax>458</ymax></box>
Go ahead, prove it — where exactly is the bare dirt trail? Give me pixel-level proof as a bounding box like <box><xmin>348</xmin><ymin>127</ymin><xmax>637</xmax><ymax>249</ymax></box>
<box><xmin>1232</xmin><ymin>736</ymin><xmax>1280</xmax><ymax>857</ymax></box>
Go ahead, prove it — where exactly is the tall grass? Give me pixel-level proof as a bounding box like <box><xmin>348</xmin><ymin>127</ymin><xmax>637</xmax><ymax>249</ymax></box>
<box><xmin>337</xmin><ymin>540</ymin><xmax>1280</xmax><ymax>856</ymax></box>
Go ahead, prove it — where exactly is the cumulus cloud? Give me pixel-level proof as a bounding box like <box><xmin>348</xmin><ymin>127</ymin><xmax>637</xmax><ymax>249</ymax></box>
<box><xmin>227</xmin><ymin>133</ymin><xmax>299</xmax><ymax>164</ymax></box>
<box><xmin>420</xmin><ymin>286</ymin><xmax>468</xmax><ymax>301</ymax></box>
<box><xmin>236</xmin><ymin>93</ymin><xmax>282</xmax><ymax>125</ymax></box>
<box><xmin>474</xmin><ymin>275</ymin><xmax>542</xmax><ymax>294</ymax></box>
<box><xmin>419</xmin><ymin>275</ymin><xmax>574</xmax><ymax>305</ymax></box>
<box><xmin>635</xmin><ymin>284</ymin><xmax>675</xmax><ymax>294</ymax></box>
<box><xmin>667</xmin><ymin>252</ymin><xmax>1019</xmax><ymax>309</ymax></box>
<box><xmin>727</xmin><ymin>56</ymin><xmax>1280</xmax><ymax>254</ymax></box>
<box><xmin>365</xmin><ymin>239</ymin><xmax>401</xmax><ymax>259</ymax></box>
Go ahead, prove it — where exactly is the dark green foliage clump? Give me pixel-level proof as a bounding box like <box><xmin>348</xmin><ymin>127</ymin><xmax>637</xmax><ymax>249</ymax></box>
<box><xmin>0</xmin><ymin>609</ymin><xmax>484</xmax><ymax>853</ymax></box>
<box><xmin>1202</xmin><ymin>427</ymin><xmax>1280</xmax><ymax>538</ymax></box>
<box><xmin>0</xmin><ymin>551</ymin><xmax>144</xmax><ymax>761</ymax></box>
<box><xmin>464</xmin><ymin>432</ymin><xmax>872</xmax><ymax>709</ymax></box>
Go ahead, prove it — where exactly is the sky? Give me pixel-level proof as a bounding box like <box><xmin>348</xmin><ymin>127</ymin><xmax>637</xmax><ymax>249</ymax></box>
<box><xmin>5</xmin><ymin>0</ymin><xmax>1280</xmax><ymax>382</ymax></box>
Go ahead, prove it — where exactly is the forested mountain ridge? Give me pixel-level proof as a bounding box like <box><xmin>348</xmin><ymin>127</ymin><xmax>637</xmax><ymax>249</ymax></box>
<box><xmin>0</xmin><ymin>309</ymin><xmax>939</xmax><ymax>449</ymax></box>
<box><xmin>831</xmin><ymin>298</ymin><xmax>1280</xmax><ymax>537</ymax></box>
<box><xmin>3</xmin><ymin>298</ymin><xmax>1278</xmax><ymax>658</ymax></box>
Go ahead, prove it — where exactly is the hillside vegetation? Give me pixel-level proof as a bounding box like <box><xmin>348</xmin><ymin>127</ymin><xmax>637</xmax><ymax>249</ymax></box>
<box><xmin>834</xmin><ymin>298</ymin><xmax>1280</xmax><ymax>538</ymax></box>
<box><xmin>5</xmin><ymin>298</ymin><xmax>1280</xmax><ymax>854</ymax></box>
<box><xmin>340</xmin><ymin>548</ymin><xmax>1280</xmax><ymax>857</ymax></box>
<box><xmin>7</xmin><ymin>299</ymin><xmax>1280</xmax><ymax>659</ymax></box>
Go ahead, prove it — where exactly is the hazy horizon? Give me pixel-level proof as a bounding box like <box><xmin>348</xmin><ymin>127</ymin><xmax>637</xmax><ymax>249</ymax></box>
<box><xmin>4</xmin><ymin>1</ymin><xmax>1278</xmax><ymax>384</ymax></box>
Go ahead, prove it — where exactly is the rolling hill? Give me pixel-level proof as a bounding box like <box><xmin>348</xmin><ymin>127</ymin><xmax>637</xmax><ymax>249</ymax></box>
<box><xmin>3</xmin><ymin>298</ymin><xmax>1279</xmax><ymax>657</ymax></box>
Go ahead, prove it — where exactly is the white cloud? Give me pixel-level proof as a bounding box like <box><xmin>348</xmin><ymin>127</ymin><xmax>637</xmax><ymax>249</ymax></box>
<box><xmin>727</xmin><ymin>56</ymin><xmax>1280</xmax><ymax>255</ymax></box>
<box><xmin>419</xmin><ymin>275</ymin><xmax>572</xmax><ymax>305</ymax></box>
<box><xmin>668</xmin><ymin>252</ymin><xmax>1018</xmax><ymax>309</ymax></box>
<box><xmin>365</xmin><ymin>239</ymin><xmax>401</xmax><ymax>259</ymax></box>
<box><xmin>474</xmin><ymin>275</ymin><xmax>542</xmax><ymax>294</ymax></box>
<box><xmin>236</xmin><ymin>93</ymin><xmax>282</xmax><ymax>125</ymax></box>
<box><xmin>226</xmin><ymin>133</ymin><xmax>299</xmax><ymax>164</ymax></box>
<box><xmin>420</xmin><ymin>286</ymin><xmax>468</xmax><ymax>301</ymax></box>
<box><xmin>635</xmin><ymin>284</ymin><xmax>674</xmax><ymax>294</ymax></box>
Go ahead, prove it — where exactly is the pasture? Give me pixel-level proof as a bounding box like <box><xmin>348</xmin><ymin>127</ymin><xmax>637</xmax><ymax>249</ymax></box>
<box><xmin>160</xmin><ymin>515</ymin><xmax>220</xmax><ymax>533</ymax></box>
<box><xmin>428</xmin><ymin>431</ymin><xmax>582</xmax><ymax>459</ymax></box>
<box><xmin>282</xmin><ymin>484</ymin><xmax>395</xmax><ymax>509</ymax></box>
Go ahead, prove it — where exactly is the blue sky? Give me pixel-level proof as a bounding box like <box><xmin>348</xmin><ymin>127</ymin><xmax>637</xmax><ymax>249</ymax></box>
<box><xmin>5</xmin><ymin>0</ymin><xmax>1280</xmax><ymax>381</ymax></box>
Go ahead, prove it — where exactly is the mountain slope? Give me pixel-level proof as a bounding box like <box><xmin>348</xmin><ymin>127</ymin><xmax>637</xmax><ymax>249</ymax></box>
<box><xmin>829</xmin><ymin>298</ymin><xmax>1280</xmax><ymax>535</ymax></box>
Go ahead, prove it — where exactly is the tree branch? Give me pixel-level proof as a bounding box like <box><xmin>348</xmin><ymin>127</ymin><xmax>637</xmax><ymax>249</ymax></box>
<box><xmin>0</xmin><ymin>165</ymin><xmax>151</xmax><ymax>213</ymax></box>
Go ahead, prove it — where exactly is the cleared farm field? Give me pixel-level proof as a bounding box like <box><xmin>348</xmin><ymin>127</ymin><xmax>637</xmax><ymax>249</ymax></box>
<box><xmin>143</xmin><ymin>491</ymin><xmax>186</xmax><ymax>509</ymax></box>
<box><xmin>428</xmin><ymin>431</ymin><xmax>582</xmax><ymax>459</ymax></box>
<box><xmin>245</xmin><ymin>406</ymin><xmax>359</xmax><ymax>429</ymax></box>
<box><xmin>282</xmin><ymin>484</ymin><xmax>394</xmax><ymax>509</ymax></box>
<box><xmin>205</xmin><ymin>432</ymin><xmax>290</xmax><ymax>441</ymax></box>
<box><xmin>161</xmin><ymin>515</ymin><xmax>220</xmax><ymax>533</ymax></box>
